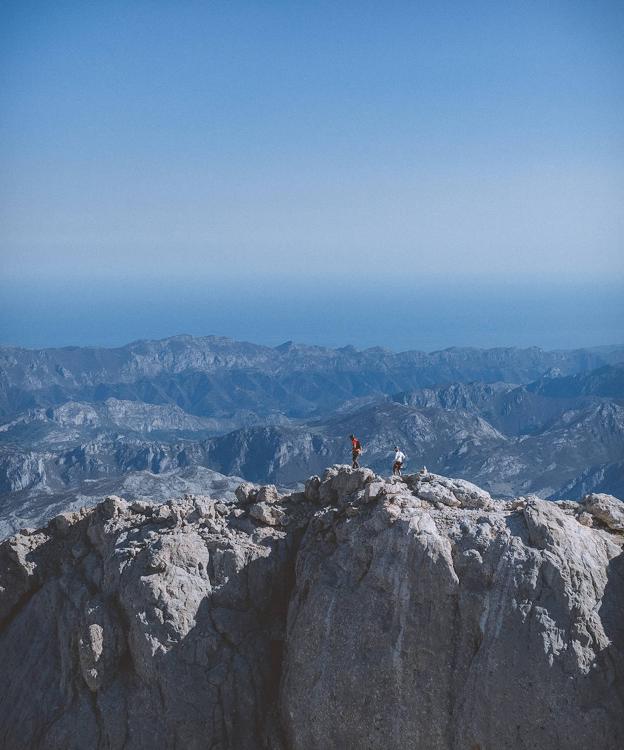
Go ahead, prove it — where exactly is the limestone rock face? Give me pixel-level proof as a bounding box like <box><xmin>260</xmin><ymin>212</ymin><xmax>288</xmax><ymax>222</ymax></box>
<box><xmin>407</xmin><ymin>471</ymin><xmax>496</xmax><ymax>509</ymax></box>
<box><xmin>318</xmin><ymin>465</ymin><xmax>375</xmax><ymax>504</ymax></box>
<box><xmin>281</xmin><ymin>489</ymin><xmax>624</xmax><ymax>750</ymax></box>
<box><xmin>0</xmin><ymin>466</ymin><xmax>623</xmax><ymax>749</ymax></box>
<box><xmin>0</xmin><ymin>493</ymin><xmax>310</xmax><ymax>750</ymax></box>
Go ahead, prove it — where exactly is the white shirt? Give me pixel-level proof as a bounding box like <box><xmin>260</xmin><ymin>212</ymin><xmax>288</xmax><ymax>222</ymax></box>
<box><xmin>394</xmin><ymin>450</ymin><xmax>405</xmax><ymax>463</ymax></box>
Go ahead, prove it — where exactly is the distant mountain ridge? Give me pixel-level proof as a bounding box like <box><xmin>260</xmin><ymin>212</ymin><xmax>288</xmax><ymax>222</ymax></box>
<box><xmin>2</xmin><ymin>335</ymin><xmax>623</xmax><ymax>420</ymax></box>
<box><xmin>394</xmin><ymin>363</ymin><xmax>624</xmax><ymax>435</ymax></box>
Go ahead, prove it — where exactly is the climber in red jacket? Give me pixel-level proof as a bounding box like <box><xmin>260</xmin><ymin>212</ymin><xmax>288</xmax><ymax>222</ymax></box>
<box><xmin>349</xmin><ymin>434</ymin><xmax>362</xmax><ymax>469</ymax></box>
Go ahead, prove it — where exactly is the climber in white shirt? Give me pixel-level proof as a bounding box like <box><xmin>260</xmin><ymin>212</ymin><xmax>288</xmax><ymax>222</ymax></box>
<box><xmin>392</xmin><ymin>447</ymin><xmax>406</xmax><ymax>476</ymax></box>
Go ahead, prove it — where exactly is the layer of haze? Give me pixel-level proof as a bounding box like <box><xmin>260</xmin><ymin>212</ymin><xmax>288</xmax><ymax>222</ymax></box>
<box><xmin>1</xmin><ymin>277</ymin><xmax>622</xmax><ymax>352</ymax></box>
<box><xmin>1</xmin><ymin>1</ymin><xmax>623</xmax><ymax>349</ymax></box>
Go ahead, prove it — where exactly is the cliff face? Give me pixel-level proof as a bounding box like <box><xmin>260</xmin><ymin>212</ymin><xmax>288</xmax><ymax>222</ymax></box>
<box><xmin>1</xmin><ymin>467</ymin><xmax>623</xmax><ymax>749</ymax></box>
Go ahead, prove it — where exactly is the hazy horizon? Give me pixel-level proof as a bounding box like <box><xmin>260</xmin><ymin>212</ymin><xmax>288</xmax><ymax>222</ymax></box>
<box><xmin>1</xmin><ymin>275</ymin><xmax>622</xmax><ymax>352</ymax></box>
<box><xmin>1</xmin><ymin>2</ymin><xmax>622</xmax><ymax>352</ymax></box>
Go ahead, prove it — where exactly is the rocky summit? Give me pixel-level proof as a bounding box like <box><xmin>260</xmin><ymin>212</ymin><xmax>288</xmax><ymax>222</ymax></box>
<box><xmin>1</xmin><ymin>467</ymin><xmax>623</xmax><ymax>750</ymax></box>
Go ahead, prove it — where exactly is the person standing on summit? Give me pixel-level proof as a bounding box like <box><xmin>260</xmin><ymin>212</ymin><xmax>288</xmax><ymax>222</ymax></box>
<box><xmin>392</xmin><ymin>446</ymin><xmax>406</xmax><ymax>476</ymax></box>
<box><xmin>350</xmin><ymin>434</ymin><xmax>362</xmax><ymax>468</ymax></box>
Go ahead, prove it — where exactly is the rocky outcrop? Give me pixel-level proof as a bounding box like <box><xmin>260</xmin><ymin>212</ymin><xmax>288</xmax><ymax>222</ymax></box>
<box><xmin>583</xmin><ymin>492</ymin><xmax>624</xmax><ymax>532</ymax></box>
<box><xmin>1</xmin><ymin>466</ymin><xmax>623</xmax><ymax>749</ymax></box>
<box><xmin>0</xmin><ymin>465</ymin><xmax>248</xmax><ymax>541</ymax></box>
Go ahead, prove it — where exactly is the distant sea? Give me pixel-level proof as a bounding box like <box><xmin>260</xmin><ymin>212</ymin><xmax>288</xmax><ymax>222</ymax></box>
<box><xmin>1</xmin><ymin>276</ymin><xmax>623</xmax><ymax>351</ymax></box>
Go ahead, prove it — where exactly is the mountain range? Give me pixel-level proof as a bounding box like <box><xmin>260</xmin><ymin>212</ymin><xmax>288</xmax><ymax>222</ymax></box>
<box><xmin>3</xmin><ymin>335</ymin><xmax>623</xmax><ymax>420</ymax></box>
<box><xmin>0</xmin><ymin>335</ymin><xmax>622</xmax><ymax>536</ymax></box>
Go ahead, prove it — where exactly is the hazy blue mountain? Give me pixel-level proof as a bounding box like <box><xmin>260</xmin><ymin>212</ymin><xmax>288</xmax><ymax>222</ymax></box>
<box><xmin>2</xmin><ymin>335</ymin><xmax>622</xmax><ymax>420</ymax></box>
<box><xmin>526</xmin><ymin>363</ymin><xmax>624</xmax><ymax>398</ymax></box>
<box><xmin>394</xmin><ymin>364</ymin><xmax>624</xmax><ymax>435</ymax></box>
<box><xmin>0</xmin><ymin>398</ymin><xmax>289</xmax><ymax>449</ymax></box>
<box><xmin>551</xmin><ymin>460</ymin><xmax>624</xmax><ymax>500</ymax></box>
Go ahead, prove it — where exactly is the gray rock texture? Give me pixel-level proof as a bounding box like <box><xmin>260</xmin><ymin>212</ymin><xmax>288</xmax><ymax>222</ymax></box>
<box><xmin>1</xmin><ymin>466</ymin><xmax>623</xmax><ymax>749</ymax></box>
<box><xmin>0</xmin><ymin>491</ymin><xmax>309</xmax><ymax>750</ymax></box>
<box><xmin>0</xmin><ymin>465</ymin><xmax>248</xmax><ymax>540</ymax></box>
<box><xmin>583</xmin><ymin>492</ymin><xmax>624</xmax><ymax>532</ymax></box>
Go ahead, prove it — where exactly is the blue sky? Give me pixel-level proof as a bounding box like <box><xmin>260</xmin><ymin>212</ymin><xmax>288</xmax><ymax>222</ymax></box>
<box><xmin>1</xmin><ymin>1</ymin><xmax>623</xmax><ymax>348</ymax></box>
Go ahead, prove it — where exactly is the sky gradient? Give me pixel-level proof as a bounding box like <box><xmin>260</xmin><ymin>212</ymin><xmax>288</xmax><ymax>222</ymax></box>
<box><xmin>1</xmin><ymin>1</ymin><xmax>623</xmax><ymax>348</ymax></box>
